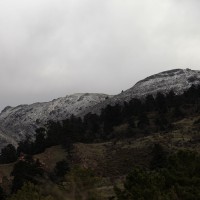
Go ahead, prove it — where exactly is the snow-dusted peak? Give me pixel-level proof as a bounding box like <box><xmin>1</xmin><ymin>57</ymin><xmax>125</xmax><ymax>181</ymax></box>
<box><xmin>1</xmin><ymin>68</ymin><xmax>200</xmax><ymax>148</ymax></box>
<box><xmin>0</xmin><ymin>93</ymin><xmax>110</xmax><ymax>147</ymax></box>
<box><xmin>85</xmin><ymin>68</ymin><xmax>200</xmax><ymax>115</ymax></box>
<box><xmin>125</xmin><ymin>68</ymin><xmax>200</xmax><ymax>98</ymax></box>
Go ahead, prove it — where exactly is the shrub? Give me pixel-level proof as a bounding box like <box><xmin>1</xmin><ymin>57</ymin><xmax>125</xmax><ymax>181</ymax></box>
<box><xmin>0</xmin><ymin>144</ymin><xmax>17</xmax><ymax>164</ymax></box>
<box><xmin>8</xmin><ymin>182</ymin><xmax>54</xmax><ymax>200</ymax></box>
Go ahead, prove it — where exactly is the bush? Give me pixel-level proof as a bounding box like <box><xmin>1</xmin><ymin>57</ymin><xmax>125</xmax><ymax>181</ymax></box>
<box><xmin>116</xmin><ymin>151</ymin><xmax>200</xmax><ymax>200</ymax></box>
<box><xmin>0</xmin><ymin>186</ymin><xmax>6</xmax><ymax>200</ymax></box>
<box><xmin>11</xmin><ymin>156</ymin><xmax>44</xmax><ymax>193</ymax></box>
<box><xmin>0</xmin><ymin>144</ymin><xmax>17</xmax><ymax>164</ymax></box>
<box><xmin>115</xmin><ymin>167</ymin><xmax>167</xmax><ymax>200</ymax></box>
<box><xmin>54</xmin><ymin>160</ymin><xmax>70</xmax><ymax>177</ymax></box>
<box><xmin>150</xmin><ymin>143</ymin><xmax>167</xmax><ymax>170</ymax></box>
<box><xmin>64</xmin><ymin>167</ymin><xmax>101</xmax><ymax>199</ymax></box>
<box><xmin>8</xmin><ymin>182</ymin><xmax>54</xmax><ymax>200</ymax></box>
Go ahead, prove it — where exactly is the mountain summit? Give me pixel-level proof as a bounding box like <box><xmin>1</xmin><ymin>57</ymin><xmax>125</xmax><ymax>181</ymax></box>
<box><xmin>86</xmin><ymin>68</ymin><xmax>200</xmax><ymax>115</ymax></box>
<box><xmin>121</xmin><ymin>68</ymin><xmax>200</xmax><ymax>99</ymax></box>
<box><xmin>0</xmin><ymin>68</ymin><xmax>200</xmax><ymax>148</ymax></box>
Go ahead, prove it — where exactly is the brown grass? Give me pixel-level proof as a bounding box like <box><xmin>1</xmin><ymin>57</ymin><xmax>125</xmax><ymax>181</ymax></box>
<box><xmin>34</xmin><ymin>145</ymin><xmax>67</xmax><ymax>171</ymax></box>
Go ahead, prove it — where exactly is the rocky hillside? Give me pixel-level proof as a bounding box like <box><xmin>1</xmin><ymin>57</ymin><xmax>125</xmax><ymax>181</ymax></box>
<box><xmin>86</xmin><ymin>68</ymin><xmax>200</xmax><ymax>115</ymax></box>
<box><xmin>0</xmin><ymin>93</ymin><xmax>110</xmax><ymax>147</ymax></box>
<box><xmin>0</xmin><ymin>68</ymin><xmax>200</xmax><ymax>148</ymax></box>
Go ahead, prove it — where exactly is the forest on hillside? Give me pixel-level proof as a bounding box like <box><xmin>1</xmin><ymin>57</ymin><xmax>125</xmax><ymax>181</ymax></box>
<box><xmin>0</xmin><ymin>84</ymin><xmax>200</xmax><ymax>199</ymax></box>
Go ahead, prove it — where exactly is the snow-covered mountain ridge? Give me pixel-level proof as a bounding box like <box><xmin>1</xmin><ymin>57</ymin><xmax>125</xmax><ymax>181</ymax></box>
<box><xmin>83</xmin><ymin>68</ymin><xmax>200</xmax><ymax>115</ymax></box>
<box><xmin>123</xmin><ymin>68</ymin><xmax>200</xmax><ymax>97</ymax></box>
<box><xmin>0</xmin><ymin>93</ymin><xmax>110</xmax><ymax>147</ymax></box>
<box><xmin>0</xmin><ymin>68</ymin><xmax>200</xmax><ymax>148</ymax></box>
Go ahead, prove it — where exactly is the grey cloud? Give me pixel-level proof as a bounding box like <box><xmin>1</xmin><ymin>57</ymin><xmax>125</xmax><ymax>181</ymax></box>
<box><xmin>0</xmin><ymin>0</ymin><xmax>200</xmax><ymax>110</ymax></box>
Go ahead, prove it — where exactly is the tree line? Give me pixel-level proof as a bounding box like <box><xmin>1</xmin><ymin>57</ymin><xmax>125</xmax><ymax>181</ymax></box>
<box><xmin>0</xmin><ymin>84</ymin><xmax>200</xmax><ymax>198</ymax></box>
<box><xmin>1</xmin><ymin>84</ymin><xmax>200</xmax><ymax>164</ymax></box>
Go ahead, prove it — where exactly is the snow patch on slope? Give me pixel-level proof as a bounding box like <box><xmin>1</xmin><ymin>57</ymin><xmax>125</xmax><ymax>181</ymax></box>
<box><xmin>1</xmin><ymin>68</ymin><xmax>200</xmax><ymax>148</ymax></box>
<box><xmin>85</xmin><ymin>68</ymin><xmax>200</xmax><ymax>115</ymax></box>
<box><xmin>0</xmin><ymin>93</ymin><xmax>110</xmax><ymax>147</ymax></box>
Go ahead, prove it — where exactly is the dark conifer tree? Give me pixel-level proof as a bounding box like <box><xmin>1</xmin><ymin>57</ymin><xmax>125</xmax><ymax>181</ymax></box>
<box><xmin>0</xmin><ymin>186</ymin><xmax>6</xmax><ymax>200</ymax></box>
<box><xmin>166</xmin><ymin>90</ymin><xmax>176</xmax><ymax>107</ymax></box>
<box><xmin>150</xmin><ymin>143</ymin><xmax>167</xmax><ymax>169</ymax></box>
<box><xmin>154</xmin><ymin>114</ymin><xmax>170</xmax><ymax>131</ymax></box>
<box><xmin>127</xmin><ymin>117</ymin><xmax>135</xmax><ymax>128</ymax></box>
<box><xmin>54</xmin><ymin>160</ymin><xmax>70</xmax><ymax>177</ymax></box>
<box><xmin>101</xmin><ymin>104</ymin><xmax>122</xmax><ymax>133</ymax></box>
<box><xmin>184</xmin><ymin>84</ymin><xmax>197</xmax><ymax>104</ymax></box>
<box><xmin>17</xmin><ymin>135</ymin><xmax>34</xmax><ymax>155</ymax></box>
<box><xmin>129</xmin><ymin>98</ymin><xmax>143</xmax><ymax>115</ymax></box>
<box><xmin>0</xmin><ymin>144</ymin><xmax>17</xmax><ymax>164</ymax></box>
<box><xmin>145</xmin><ymin>95</ymin><xmax>155</xmax><ymax>111</ymax></box>
<box><xmin>137</xmin><ymin>113</ymin><xmax>149</xmax><ymax>129</ymax></box>
<box><xmin>155</xmin><ymin>92</ymin><xmax>167</xmax><ymax>113</ymax></box>
<box><xmin>34</xmin><ymin>127</ymin><xmax>46</xmax><ymax>154</ymax></box>
<box><xmin>11</xmin><ymin>156</ymin><xmax>44</xmax><ymax>193</ymax></box>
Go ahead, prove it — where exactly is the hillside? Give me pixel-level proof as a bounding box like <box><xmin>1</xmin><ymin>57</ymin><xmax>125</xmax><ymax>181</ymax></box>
<box><xmin>86</xmin><ymin>68</ymin><xmax>200</xmax><ymax>115</ymax></box>
<box><xmin>0</xmin><ymin>93</ymin><xmax>110</xmax><ymax>148</ymax></box>
<box><xmin>0</xmin><ymin>68</ymin><xmax>197</xmax><ymax>149</ymax></box>
<box><xmin>0</xmin><ymin>68</ymin><xmax>200</xmax><ymax>149</ymax></box>
<box><xmin>0</xmin><ymin>113</ymin><xmax>200</xmax><ymax>199</ymax></box>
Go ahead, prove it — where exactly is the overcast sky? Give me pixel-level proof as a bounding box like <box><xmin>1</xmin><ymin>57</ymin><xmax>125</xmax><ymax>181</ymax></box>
<box><xmin>0</xmin><ymin>0</ymin><xmax>200</xmax><ymax>110</ymax></box>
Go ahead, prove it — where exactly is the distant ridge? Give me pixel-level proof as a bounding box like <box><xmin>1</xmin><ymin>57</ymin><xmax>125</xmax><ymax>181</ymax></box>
<box><xmin>82</xmin><ymin>68</ymin><xmax>200</xmax><ymax>115</ymax></box>
<box><xmin>0</xmin><ymin>93</ymin><xmax>110</xmax><ymax>148</ymax></box>
<box><xmin>0</xmin><ymin>68</ymin><xmax>200</xmax><ymax>148</ymax></box>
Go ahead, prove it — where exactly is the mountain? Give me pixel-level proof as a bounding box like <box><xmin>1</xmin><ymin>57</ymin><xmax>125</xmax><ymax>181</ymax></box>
<box><xmin>120</xmin><ymin>68</ymin><xmax>200</xmax><ymax>98</ymax></box>
<box><xmin>0</xmin><ymin>68</ymin><xmax>200</xmax><ymax>148</ymax></box>
<box><xmin>0</xmin><ymin>93</ymin><xmax>110</xmax><ymax>147</ymax></box>
<box><xmin>85</xmin><ymin>68</ymin><xmax>200</xmax><ymax>115</ymax></box>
